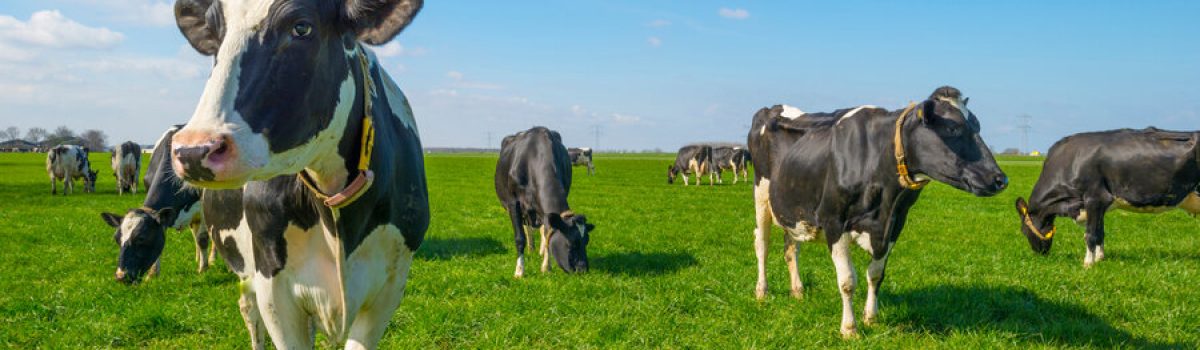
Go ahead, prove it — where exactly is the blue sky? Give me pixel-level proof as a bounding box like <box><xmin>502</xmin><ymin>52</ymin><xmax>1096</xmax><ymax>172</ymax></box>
<box><xmin>1</xmin><ymin>1</ymin><xmax>1197</xmax><ymax>152</ymax></box>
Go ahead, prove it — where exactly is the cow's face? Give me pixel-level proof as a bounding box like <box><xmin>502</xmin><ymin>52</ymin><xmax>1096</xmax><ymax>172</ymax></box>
<box><xmin>84</xmin><ymin>170</ymin><xmax>98</xmax><ymax>193</ymax></box>
<box><xmin>1014</xmin><ymin>197</ymin><xmax>1053</xmax><ymax>254</ymax></box>
<box><xmin>667</xmin><ymin>165</ymin><xmax>677</xmax><ymax>184</ymax></box>
<box><xmin>170</xmin><ymin>0</ymin><xmax>421</xmax><ymax>188</ymax></box>
<box><xmin>907</xmin><ymin>87</ymin><xmax>1007</xmax><ymax>196</ymax></box>
<box><xmin>548</xmin><ymin>213</ymin><xmax>592</xmax><ymax>273</ymax></box>
<box><xmin>102</xmin><ymin>209</ymin><xmax>174</xmax><ymax>284</ymax></box>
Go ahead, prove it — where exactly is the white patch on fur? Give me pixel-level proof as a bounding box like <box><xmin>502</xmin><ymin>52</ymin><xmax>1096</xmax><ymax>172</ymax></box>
<box><xmin>759</xmin><ymin>125</ymin><xmax>767</xmax><ymax>136</ymax></box>
<box><xmin>830</xmin><ymin>233</ymin><xmax>858</xmax><ymax>336</ymax></box>
<box><xmin>835</xmin><ymin>105</ymin><xmax>877</xmax><ymax>125</ymax></box>
<box><xmin>1112</xmin><ymin>197</ymin><xmax>1176</xmax><ymax>214</ymax></box>
<box><xmin>849</xmin><ymin>231</ymin><xmax>873</xmax><ymax>256</ymax></box>
<box><xmin>1181</xmin><ymin>192</ymin><xmax>1200</xmax><ymax>215</ymax></box>
<box><xmin>936</xmin><ymin>96</ymin><xmax>972</xmax><ymax>120</ymax></box>
<box><xmin>367</xmin><ymin>49</ymin><xmax>419</xmax><ymax>132</ymax></box>
<box><xmin>1074</xmin><ymin>210</ymin><xmax>1088</xmax><ymax>225</ymax></box>
<box><xmin>119</xmin><ymin>214</ymin><xmax>146</xmax><ymax>246</ymax></box>
<box><xmin>785</xmin><ymin>221</ymin><xmax>819</xmax><ymax>242</ymax></box>
<box><xmin>780</xmin><ymin>104</ymin><xmax>805</xmax><ymax>119</ymax></box>
<box><xmin>171</xmin><ymin>201</ymin><xmax>203</xmax><ymax>230</ymax></box>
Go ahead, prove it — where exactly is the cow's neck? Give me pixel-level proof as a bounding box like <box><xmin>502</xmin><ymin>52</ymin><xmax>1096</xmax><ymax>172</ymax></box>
<box><xmin>302</xmin><ymin>45</ymin><xmax>374</xmax><ymax>203</ymax></box>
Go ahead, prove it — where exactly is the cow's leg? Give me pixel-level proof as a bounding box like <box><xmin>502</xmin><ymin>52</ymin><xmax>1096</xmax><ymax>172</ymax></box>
<box><xmin>148</xmin><ymin>258</ymin><xmax>161</xmax><ymax>278</ymax></box>
<box><xmin>192</xmin><ymin>223</ymin><xmax>211</xmax><ymax>273</ymax></box>
<box><xmin>64</xmin><ymin>176</ymin><xmax>72</xmax><ymax>195</ymax></box>
<box><xmin>753</xmin><ymin>179</ymin><xmax>772</xmax><ymax>300</ymax></box>
<box><xmin>830</xmin><ymin>234</ymin><xmax>859</xmax><ymax>338</ymax></box>
<box><xmin>347</xmin><ymin>254</ymin><xmax>414</xmax><ymax>350</ymax></box>
<box><xmin>681</xmin><ymin>173</ymin><xmax>690</xmax><ymax>186</ymax></box>
<box><xmin>50</xmin><ymin>177</ymin><xmax>56</xmax><ymax>195</ymax></box>
<box><xmin>257</xmin><ymin>279</ymin><xmax>314</xmax><ymax>349</ymax></box>
<box><xmin>508</xmin><ymin>206</ymin><xmax>528</xmax><ymax>278</ymax></box>
<box><xmin>783</xmin><ymin>233</ymin><xmax>803</xmax><ymax>299</ymax></box>
<box><xmin>1083</xmin><ymin>202</ymin><xmax>1109</xmax><ymax>268</ymax></box>
<box><xmin>238</xmin><ymin>287</ymin><xmax>267</xmax><ymax>350</ymax></box>
<box><xmin>863</xmin><ymin>248</ymin><xmax>892</xmax><ymax>326</ymax></box>
<box><xmin>707</xmin><ymin>164</ymin><xmax>715</xmax><ymax>186</ymax></box>
<box><xmin>540</xmin><ymin>224</ymin><xmax>552</xmax><ymax>273</ymax></box>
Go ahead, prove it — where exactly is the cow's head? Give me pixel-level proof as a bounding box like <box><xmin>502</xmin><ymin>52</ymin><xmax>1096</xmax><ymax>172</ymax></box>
<box><xmin>84</xmin><ymin>170</ymin><xmax>98</xmax><ymax>193</ymax></box>
<box><xmin>667</xmin><ymin>165</ymin><xmax>678</xmax><ymax>184</ymax></box>
<box><xmin>1014</xmin><ymin>197</ymin><xmax>1053</xmax><ymax>254</ymax></box>
<box><xmin>547</xmin><ymin>212</ymin><xmax>592</xmax><ymax>273</ymax></box>
<box><xmin>170</xmin><ymin>0</ymin><xmax>422</xmax><ymax>188</ymax></box>
<box><xmin>101</xmin><ymin>208</ymin><xmax>175</xmax><ymax>284</ymax></box>
<box><xmin>904</xmin><ymin>86</ymin><xmax>1007</xmax><ymax>196</ymax></box>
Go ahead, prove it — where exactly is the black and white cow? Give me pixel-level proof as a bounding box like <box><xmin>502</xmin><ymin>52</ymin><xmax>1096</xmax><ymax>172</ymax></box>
<box><xmin>712</xmin><ymin>146</ymin><xmax>749</xmax><ymax>184</ymax></box>
<box><xmin>1014</xmin><ymin>127</ymin><xmax>1200</xmax><ymax>267</ymax></box>
<box><xmin>100</xmin><ymin>125</ymin><xmax>211</xmax><ymax>284</ymax></box>
<box><xmin>46</xmin><ymin>144</ymin><xmax>97</xmax><ymax>195</ymax></box>
<box><xmin>667</xmin><ymin>144</ymin><xmax>714</xmax><ymax>186</ymax></box>
<box><xmin>496</xmin><ymin>127</ymin><xmax>594</xmax><ymax>277</ymax></box>
<box><xmin>111</xmin><ymin>141</ymin><xmax>143</xmax><ymax>195</ymax></box>
<box><xmin>749</xmin><ymin>86</ymin><xmax>1007</xmax><ymax>337</ymax></box>
<box><xmin>567</xmin><ymin>147</ymin><xmax>595</xmax><ymax>175</ymax></box>
<box><xmin>167</xmin><ymin>0</ymin><xmax>429</xmax><ymax>347</ymax></box>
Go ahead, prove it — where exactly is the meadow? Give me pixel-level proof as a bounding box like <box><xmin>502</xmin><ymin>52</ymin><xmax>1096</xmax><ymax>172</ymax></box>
<box><xmin>0</xmin><ymin>151</ymin><xmax>1197</xmax><ymax>349</ymax></box>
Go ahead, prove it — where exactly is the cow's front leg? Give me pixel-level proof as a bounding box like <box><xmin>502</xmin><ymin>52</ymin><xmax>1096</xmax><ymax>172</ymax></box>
<box><xmin>540</xmin><ymin>224</ymin><xmax>552</xmax><ymax>273</ymax></box>
<box><xmin>238</xmin><ymin>285</ymin><xmax>267</xmax><ymax>350</ymax></box>
<box><xmin>148</xmin><ymin>259</ymin><xmax>161</xmax><ymax>278</ymax></box>
<box><xmin>347</xmin><ymin>253</ymin><xmax>414</xmax><ymax>350</ymax></box>
<box><xmin>50</xmin><ymin>177</ymin><xmax>56</xmax><ymax>195</ymax></box>
<box><xmin>863</xmin><ymin>250</ymin><xmax>891</xmax><ymax>325</ymax></box>
<box><xmin>830</xmin><ymin>234</ymin><xmax>858</xmax><ymax>338</ymax></box>
<box><xmin>1083</xmin><ymin>204</ymin><xmax>1108</xmax><ymax>268</ymax></box>
<box><xmin>681</xmin><ymin>173</ymin><xmax>690</xmax><ymax>186</ymax></box>
<box><xmin>193</xmin><ymin>223</ymin><xmax>211</xmax><ymax>273</ymax></box>
<box><xmin>256</xmin><ymin>279</ymin><xmax>314</xmax><ymax>349</ymax></box>
<box><xmin>509</xmin><ymin>208</ymin><xmax>528</xmax><ymax>278</ymax></box>
<box><xmin>783</xmin><ymin>233</ymin><xmax>803</xmax><ymax>299</ymax></box>
<box><xmin>753</xmin><ymin>180</ymin><xmax>772</xmax><ymax>300</ymax></box>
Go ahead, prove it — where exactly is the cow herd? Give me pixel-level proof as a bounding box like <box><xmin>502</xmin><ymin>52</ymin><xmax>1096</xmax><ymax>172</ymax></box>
<box><xmin>25</xmin><ymin>0</ymin><xmax>1200</xmax><ymax>346</ymax></box>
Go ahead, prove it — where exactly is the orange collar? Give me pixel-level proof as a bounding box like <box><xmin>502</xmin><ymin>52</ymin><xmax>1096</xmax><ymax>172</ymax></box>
<box><xmin>297</xmin><ymin>47</ymin><xmax>377</xmax><ymax>209</ymax></box>
<box><xmin>893</xmin><ymin>102</ymin><xmax>929</xmax><ymax>190</ymax></box>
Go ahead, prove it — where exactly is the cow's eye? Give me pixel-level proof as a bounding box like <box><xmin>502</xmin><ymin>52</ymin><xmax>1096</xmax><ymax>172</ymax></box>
<box><xmin>292</xmin><ymin>22</ymin><xmax>313</xmax><ymax>38</ymax></box>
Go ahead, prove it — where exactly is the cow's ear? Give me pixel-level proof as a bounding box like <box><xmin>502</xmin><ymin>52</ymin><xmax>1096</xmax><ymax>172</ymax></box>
<box><xmin>155</xmin><ymin>208</ymin><xmax>178</xmax><ymax>226</ymax></box>
<box><xmin>585</xmin><ymin>223</ymin><xmax>596</xmax><ymax>233</ymax></box>
<box><xmin>101</xmin><ymin>212</ymin><xmax>123</xmax><ymax>228</ymax></box>
<box><xmin>344</xmin><ymin>0</ymin><xmax>423</xmax><ymax>45</ymax></box>
<box><xmin>176</xmin><ymin>0</ymin><xmax>222</xmax><ymax>56</ymax></box>
<box><xmin>1014</xmin><ymin>197</ymin><xmax>1028</xmax><ymax>213</ymax></box>
<box><xmin>963</xmin><ymin>97</ymin><xmax>970</xmax><ymax>106</ymax></box>
<box><xmin>546</xmin><ymin>212</ymin><xmax>567</xmax><ymax>230</ymax></box>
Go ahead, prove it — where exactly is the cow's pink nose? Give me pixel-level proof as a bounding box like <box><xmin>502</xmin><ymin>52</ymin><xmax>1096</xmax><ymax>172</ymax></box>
<box><xmin>172</xmin><ymin>131</ymin><xmax>236</xmax><ymax>182</ymax></box>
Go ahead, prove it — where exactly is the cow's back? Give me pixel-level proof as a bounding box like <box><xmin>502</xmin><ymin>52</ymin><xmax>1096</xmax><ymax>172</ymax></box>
<box><xmin>495</xmin><ymin>128</ymin><xmax>571</xmax><ymax>214</ymax></box>
<box><xmin>1038</xmin><ymin>128</ymin><xmax>1200</xmax><ymax>205</ymax></box>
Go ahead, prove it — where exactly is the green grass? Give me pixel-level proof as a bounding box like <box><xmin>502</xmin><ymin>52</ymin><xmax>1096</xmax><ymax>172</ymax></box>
<box><xmin>1</xmin><ymin>152</ymin><xmax>1197</xmax><ymax>348</ymax></box>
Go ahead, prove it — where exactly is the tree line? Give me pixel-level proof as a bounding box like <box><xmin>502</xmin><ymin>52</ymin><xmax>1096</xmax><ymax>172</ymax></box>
<box><xmin>2</xmin><ymin>125</ymin><xmax>109</xmax><ymax>151</ymax></box>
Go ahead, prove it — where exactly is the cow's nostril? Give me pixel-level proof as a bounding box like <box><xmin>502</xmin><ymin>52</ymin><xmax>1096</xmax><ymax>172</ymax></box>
<box><xmin>995</xmin><ymin>175</ymin><xmax>1009</xmax><ymax>189</ymax></box>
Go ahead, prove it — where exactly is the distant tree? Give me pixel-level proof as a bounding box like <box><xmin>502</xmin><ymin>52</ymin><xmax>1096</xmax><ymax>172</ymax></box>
<box><xmin>1000</xmin><ymin>148</ymin><xmax>1021</xmax><ymax>155</ymax></box>
<box><xmin>25</xmin><ymin>127</ymin><xmax>47</xmax><ymax>143</ymax></box>
<box><xmin>2</xmin><ymin>126</ymin><xmax>18</xmax><ymax>141</ymax></box>
<box><xmin>80</xmin><ymin>129</ymin><xmax>108</xmax><ymax>151</ymax></box>
<box><xmin>44</xmin><ymin>125</ymin><xmax>77</xmax><ymax>146</ymax></box>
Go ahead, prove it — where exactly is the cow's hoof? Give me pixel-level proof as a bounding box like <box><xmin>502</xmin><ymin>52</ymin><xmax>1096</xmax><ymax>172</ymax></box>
<box><xmin>514</xmin><ymin>271</ymin><xmax>524</xmax><ymax>279</ymax></box>
<box><xmin>863</xmin><ymin>315</ymin><xmax>877</xmax><ymax>326</ymax></box>
<box><xmin>790</xmin><ymin>288</ymin><xmax>804</xmax><ymax>300</ymax></box>
<box><xmin>755</xmin><ymin>286</ymin><xmax>768</xmax><ymax>301</ymax></box>
<box><xmin>840</xmin><ymin>326</ymin><xmax>859</xmax><ymax>339</ymax></box>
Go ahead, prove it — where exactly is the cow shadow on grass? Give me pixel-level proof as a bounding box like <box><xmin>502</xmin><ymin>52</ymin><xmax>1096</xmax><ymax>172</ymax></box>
<box><xmin>416</xmin><ymin>237</ymin><xmax>506</xmax><ymax>260</ymax></box>
<box><xmin>885</xmin><ymin>285</ymin><xmax>1187</xmax><ymax>348</ymax></box>
<box><xmin>592</xmin><ymin>251</ymin><xmax>697</xmax><ymax>276</ymax></box>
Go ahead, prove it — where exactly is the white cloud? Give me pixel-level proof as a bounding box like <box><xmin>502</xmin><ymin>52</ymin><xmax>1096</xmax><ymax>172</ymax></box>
<box><xmin>0</xmin><ymin>10</ymin><xmax>124</xmax><ymax>50</ymax></box>
<box><xmin>126</xmin><ymin>1</ymin><xmax>174</xmax><ymax>27</ymax></box>
<box><xmin>647</xmin><ymin>36</ymin><xmax>662</xmax><ymax>48</ymax></box>
<box><xmin>718</xmin><ymin>8</ymin><xmax>751</xmax><ymax>20</ymax></box>
<box><xmin>446</xmin><ymin>70</ymin><xmax>464</xmax><ymax>80</ymax></box>
<box><xmin>612</xmin><ymin>113</ymin><xmax>643</xmax><ymax>125</ymax></box>
<box><xmin>371</xmin><ymin>42</ymin><xmax>429</xmax><ymax>58</ymax></box>
<box><xmin>70</xmin><ymin>57</ymin><xmax>205</xmax><ymax>80</ymax></box>
<box><xmin>647</xmin><ymin>19</ymin><xmax>672</xmax><ymax>27</ymax></box>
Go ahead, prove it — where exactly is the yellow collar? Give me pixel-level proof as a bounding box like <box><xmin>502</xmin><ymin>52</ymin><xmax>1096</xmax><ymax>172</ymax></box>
<box><xmin>297</xmin><ymin>47</ymin><xmax>377</xmax><ymax>209</ymax></box>
<box><xmin>1020</xmin><ymin>205</ymin><xmax>1056</xmax><ymax>240</ymax></box>
<box><xmin>893</xmin><ymin>102</ymin><xmax>930</xmax><ymax>190</ymax></box>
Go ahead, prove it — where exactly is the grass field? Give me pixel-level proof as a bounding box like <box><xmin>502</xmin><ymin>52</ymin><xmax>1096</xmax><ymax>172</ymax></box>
<box><xmin>1</xmin><ymin>152</ymin><xmax>1198</xmax><ymax>348</ymax></box>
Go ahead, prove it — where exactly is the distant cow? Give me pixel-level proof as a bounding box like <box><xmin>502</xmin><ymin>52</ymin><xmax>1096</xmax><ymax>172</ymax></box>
<box><xmin>712</xmin><ymin>146</ymin><xmax>749</xmax><ymax>184</ymax></box>
<box><xmin>111</xmin><ymin>141</ymin><xmax>142</xmax><ymax>195</ymax></box>
<box><xmin>46</xmin><ymin>145</ymin><xmax>96</xmax><ymax>195</ymax></box>
<box><xmin>496</xmin><ymin>127</ymin><xmax>594</xmax><ymax>277</ymax></box>
<box><xmin>1014</xmin><ymin>127</ymin><xmax>1200</xmax><ymax>267</ymax></box>
<box><xmin>668</xmin><ymin>145</ymin><xmax>714</xmax><ymax>186</ymax></box>
<box><xmin>100</xmin><ymin>125</ymin><xmax>211</xmax><ymax>284</ymax></box>
<box><xmin>568</xmin><ymin>147</ymin><xmax>595</xmax><ymax>175</ymax></box>
<box><xmin>749</xmin><ymin>86</ymin><xmax>1007</xmax><ymax>337</ymax></box>
<box><xmin>168</xmin><ymin>0</ymin><xmax>428</xmax><ymax>347</ymax></box>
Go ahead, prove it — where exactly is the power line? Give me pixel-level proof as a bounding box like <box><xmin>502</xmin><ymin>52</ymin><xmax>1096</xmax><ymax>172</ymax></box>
<box><xmin>1017</xmin><ymin>114</ymin><xmax>1032</xmax><ymax>154</ymax></box>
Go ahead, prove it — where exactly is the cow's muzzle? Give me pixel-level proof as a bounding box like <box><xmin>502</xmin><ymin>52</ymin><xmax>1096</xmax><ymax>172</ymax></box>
<box><xmin>171</xmin><ymin>131</ymin><xmax>237</xmax><ymax>185</ymax></box>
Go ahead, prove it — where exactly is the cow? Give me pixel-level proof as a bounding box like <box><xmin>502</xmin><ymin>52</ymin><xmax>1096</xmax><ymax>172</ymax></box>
<box><xmin>111</xmin><ymin>141</ymin><xmax>143</xmax><ymax>194</ymax></box>
<box><xmin>668</xmin><ymin>144</ymin><xmax>714</xmax><ymax>186</ymax></box>
<box><xmin>712</xmin><ymin>146</ymin><xmax>749</xmax><ymax>184</ymax></box>
<box><xmin>748</xmin><ymin>86</ymin><xmax>1008</xmax><ymax>338</ymax></box>
<box><xmin>568</xmin><ymin>147</ymin><xmax>595</xmax><ymax>175</ymax></box>
<box><xmin>1014</xmin><ymin>127</ymin><xmax>1200</xmax><ymax>267</ymax></box>
<box><xmin>167</xmin><ymin>0</ymin><xmax>429</xmax><ymax>347</ymax></box>
<box><xmin>100</xmin><ymin>125</ymin><xmax>212</xmax><ymax>284</ymax></box>
<box><xmin>496</xmin><ymin>127</ymin><xmax>595</xmax><ymax>277</ymax></box>
<box><xmin>46</xmin><ymin>145</ymin><xmax>97</xmax><ymax>195</ymax></box>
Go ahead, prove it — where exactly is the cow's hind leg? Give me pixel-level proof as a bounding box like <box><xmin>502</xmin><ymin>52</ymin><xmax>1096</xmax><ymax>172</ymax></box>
<box><xmin>508</xmin><ymin>205</ymin><xmax>528</xmax><ymax>278</ymax></box>
<box><xmin>540</xmin><ymin>224</ymin><xmax>552</xmax><ymax>273</ymax></box>
<box><xmin>50</xmin><ymin>177</ymin><xmax>56</xmax><ymax>195</ymax></box>
<box><xmin>830</xmin><ymin>233</ymin><xmax>859</xmax><ymax>338</ymax></box>
<box><xmin>753</xmin><ymin>179</ymin><xmax>772</xmax><ymax>300</ymax></box>
<box><xmin>783</xmin><ymin>228</ymin><xmax>807</xmax><ymax>299</ymax></box>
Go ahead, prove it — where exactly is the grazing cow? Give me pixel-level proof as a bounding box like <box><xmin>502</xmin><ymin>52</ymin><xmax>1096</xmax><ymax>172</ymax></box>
<box><xmin>712</xmin><ymin>146</ymin><xmax>749</xmax><ymax>184</ymax></box>
<box><xmin>46</xmin><ymin>145</ymin><xmax>97</xmax><ymax>195</ymax></box>
<box><xmin>111</xmin><ymin>141</ymin><xmax>142</xmax><ymax>194</ymax></box>
<box><xmin>496</xmin><ymin>127</ymin><xmax>595</xmax><ymax>277</ymax></box>
<box><xmin>100</xmin><ymin>125</ymin><xmax>212</xmax><ymax>284</ymax></box>
<box><xmin>748</xmin><ymin>86</ymin><xmax>1007</xmax><ymax>337</ymax></box>
<box><xmin>668</xmin><ymin>145</ymin><xmax>714</xmax><ymax>186</ymax></box>
<box><xmin>568</xmin><ymin>147</ymin><xmax>595</xmax><ymax>175</ymax></box>
<box><xmin>168</xmin><ymin>0</ymin><xmax>429</xmax><ymax>347</ymax></box>
<box><xmin>1014</xmin><ymin>128</ymin><xmax>1200</xmax><ymax>267</ymax></box>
